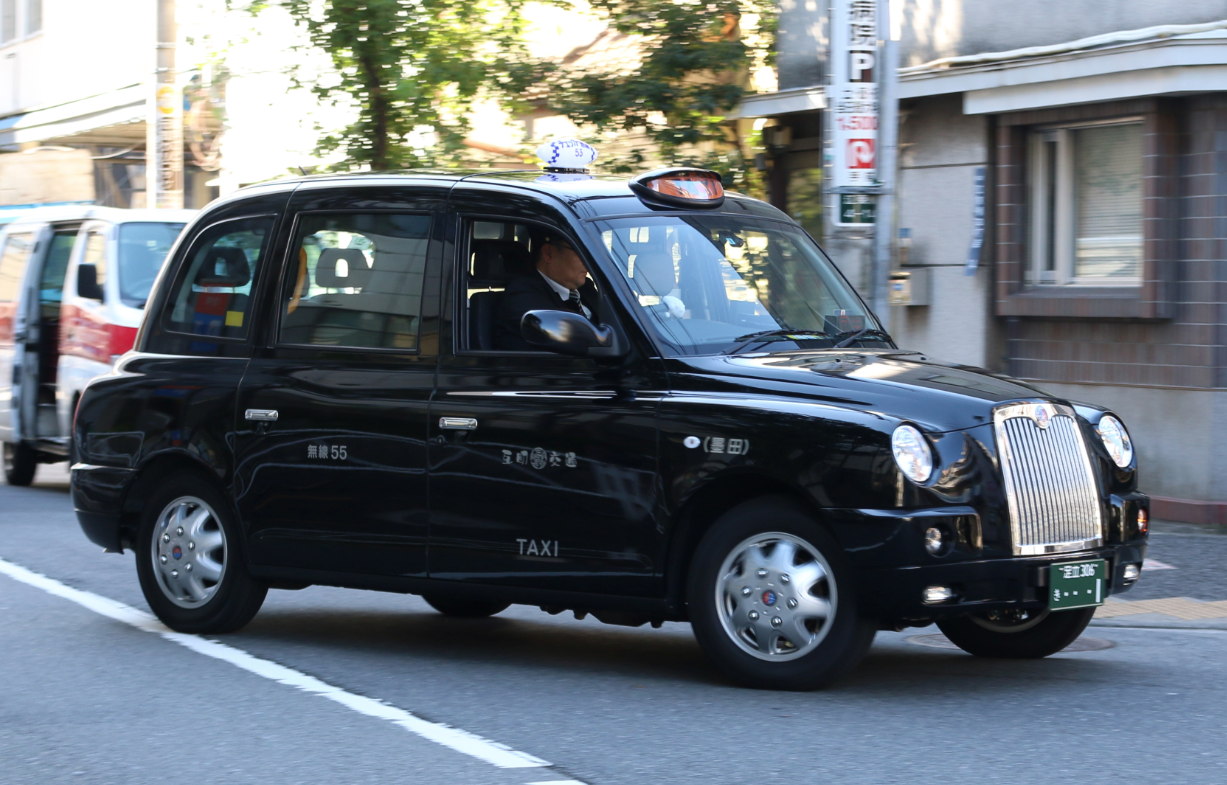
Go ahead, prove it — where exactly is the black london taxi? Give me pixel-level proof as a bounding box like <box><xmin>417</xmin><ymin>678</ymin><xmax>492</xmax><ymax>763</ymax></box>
<box><xmin>70</xmin><ymin>156</ymin><xmax>1149</xmax><ymax>690</ymax></box>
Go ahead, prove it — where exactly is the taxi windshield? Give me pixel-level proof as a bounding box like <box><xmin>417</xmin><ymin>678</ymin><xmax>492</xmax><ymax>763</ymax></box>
<box><xmin>594</xmin><ymin>215</ymin><xmax>883</xmax><ymax>356</ymax></box>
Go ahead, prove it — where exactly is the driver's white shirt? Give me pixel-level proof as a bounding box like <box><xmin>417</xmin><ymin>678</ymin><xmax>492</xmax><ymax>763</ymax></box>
<box><xmin>539</xmin><ymin>270</ymin><xmax>592</xmax><ymax>318</ymax></box>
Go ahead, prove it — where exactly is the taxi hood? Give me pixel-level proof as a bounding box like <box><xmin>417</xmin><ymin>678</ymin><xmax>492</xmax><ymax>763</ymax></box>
<box><xmin>668</xmin><ymin>350</ymin><xmax>1058</xmax><ymax>434</ymax></box>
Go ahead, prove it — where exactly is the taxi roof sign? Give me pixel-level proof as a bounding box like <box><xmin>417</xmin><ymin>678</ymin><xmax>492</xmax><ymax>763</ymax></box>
<box><xmin>629</xmin><ymin>168</ymin><xmax>725</xmax><ymax>209</ymax></box>
<box><xmin>536</xmin><ymin>138</ymin><xmax>599</xmax><ymax>173</ymax></box>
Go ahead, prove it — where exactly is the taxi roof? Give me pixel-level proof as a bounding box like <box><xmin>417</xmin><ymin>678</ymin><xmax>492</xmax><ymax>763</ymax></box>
<box><xmin>237</xmin><ymin>169</ymin><xmax>789</xmax><ymax>220</ymax></box>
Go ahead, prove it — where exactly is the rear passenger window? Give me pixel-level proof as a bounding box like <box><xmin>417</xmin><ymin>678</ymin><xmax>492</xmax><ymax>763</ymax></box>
<box><xmin>165</xmin><ymin>217</ymin><xmax>271</xmax><ymax>342</ymax></box>
<box><xmin>279</xmin><ymin>213</ymin><xmax>430</xmax><ymax>351</ymax></box>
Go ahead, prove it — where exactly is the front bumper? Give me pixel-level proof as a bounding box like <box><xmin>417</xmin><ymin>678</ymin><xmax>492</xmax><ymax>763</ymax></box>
<box><xmin>71</xmin><ymin>463</ymin><xmax>135</xmax><ymax>552</ymax></box>
<box><xmin>857</xmin><ymin>539</ymin><xmax>1148</xmax><ymax>622</ymax></box>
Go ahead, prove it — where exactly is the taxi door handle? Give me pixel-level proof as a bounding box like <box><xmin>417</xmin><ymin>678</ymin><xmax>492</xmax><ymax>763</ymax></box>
<box><xmin>245</xmin><ymin>409</ymin><xmax>279</xmax><ymax>422</ymax></box>
<box><xmin>439</xmin><ymin>417</ymin><xmax>478</xmax><ymax>431</ymax></box>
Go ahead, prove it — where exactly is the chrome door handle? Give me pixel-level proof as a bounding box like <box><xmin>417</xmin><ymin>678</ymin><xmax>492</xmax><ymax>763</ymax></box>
<box><xmin>439</xmin><ymin>417</ymin><xmax>478</xmax><ymax>431</ymax></box>
<box><xmin>245</xmin><ymin>409</ymin><xmax>279</xmax><ymax>422</ymax></box>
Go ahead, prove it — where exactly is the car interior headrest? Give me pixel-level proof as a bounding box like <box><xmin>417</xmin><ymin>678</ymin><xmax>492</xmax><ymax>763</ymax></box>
<box><xmin>471</xmin><ymin>240</ymin><xmax>533</xmax><ymax>281</ymax></box>
<box><xmin>194</xmin><ymin>246</ymin><xmax>251</xmax><ymax>287</ymax></box>
<box><xmin>631</xmin><ymin>252</ymin><xmax>677</xmax><ymax>295</ymax></box>
<box><xmin>316</xmin><ymin>248</ymin><xmax>372</xmax><ymax>289</ymax></box>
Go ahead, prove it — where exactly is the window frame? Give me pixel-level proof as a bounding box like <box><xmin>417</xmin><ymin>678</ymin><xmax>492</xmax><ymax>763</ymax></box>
<box><xmin>157</xmin><ymin>214</ymin><xmax>278</xmax><ymax>345</ymax></box>
<box><xmin>1027</xmin><ymin>116</ymin><xmax>1144</xmax><ymax>288</ymax></box>
<box><xmin>271</xmin><ymin>209</ymin><xmax>435</xmax><ymax>356</ymax></box>
<box><xmin>994</xmin><ymin>99</ymin><xmax>1177</xmax><ymax>321</ymax></box>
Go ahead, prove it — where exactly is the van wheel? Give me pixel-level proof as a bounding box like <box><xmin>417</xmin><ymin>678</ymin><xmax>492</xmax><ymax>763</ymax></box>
<box><xmin>423</xmin><ymin>595</ymin><xmax>511</xmax><ymax>618</ymax></box>
<box><xmin>3</xmin><ymin>442</ymin><xmax>37</xmax><ymax>486</ymax></box>
<box><xmin>687</xmin><ymin>497</ymin><xmax>876</xmax><ymax>690</ymax></box>
<box><xmin>134</xmin><ymin>474</ymin><xmax>267</xmax><ymax>634</ymax></box>
<box><xmin>936</xmin><ymin>607</ymin><xmax>1096</xmax><ymax>658</ymax></box>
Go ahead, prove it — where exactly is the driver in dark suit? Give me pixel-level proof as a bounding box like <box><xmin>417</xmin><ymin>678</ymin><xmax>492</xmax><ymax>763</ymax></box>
<box><xmin>494</xmin><ymin>233</ymin><xmax>599</xmax><ymax>351</ymax></box>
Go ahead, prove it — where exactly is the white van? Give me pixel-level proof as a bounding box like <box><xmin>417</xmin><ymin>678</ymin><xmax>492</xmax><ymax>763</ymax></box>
<box><xmin>0</xmin><ymin>206</ymin><xmax>194</xmax><ymax>485</ymax></box>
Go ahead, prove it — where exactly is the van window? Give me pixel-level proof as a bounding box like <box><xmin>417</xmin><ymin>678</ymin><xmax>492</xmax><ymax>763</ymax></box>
<box><xmin>0</xmin><ymin>232</ymin><xmax>34</xmax><ymax>343</ymax></box>
<box><xmin>279</xmin><ymin>213</ymin><xmax>430</xmax><ymax>351</ymax></box>
<box><xmin>81</xmin><ymin>230</ymin><xmax>107</xmax><ymax>291</ymax></box>
<box><xmin>39</xmin><ymin>230</ymin><xmax>77</xmax><ymax>318</ymax></box>
<box><xmin>164</xmin><ymin>217</ymin><xmax>272</xmax><ymax>344</ymax></box>
<box><xmin>118</xmin><ymin>222</ymin><xmax>185</xmax><ymax>307</ymax></box>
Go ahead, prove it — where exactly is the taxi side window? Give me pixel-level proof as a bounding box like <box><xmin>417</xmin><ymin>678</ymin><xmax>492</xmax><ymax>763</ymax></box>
<box><xmin>279</xmin><ymin>213</ymin><xmax>430</xmax><ymax>351</ymax></box>
<box><xmin>164</xmin><ymin>217</ymin><xmax>271</xmax><ymax>342</ymax></box>
<box><xmin>463</xmin><ymin>220</ymin><xmax>534</xmax><ymax>351</ymax></box>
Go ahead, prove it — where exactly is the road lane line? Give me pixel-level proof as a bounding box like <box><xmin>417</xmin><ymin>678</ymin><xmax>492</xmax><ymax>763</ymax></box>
<box><xmin>0</xmin><ymin>556</ymin><xmax>550</xmax><ymax>770</ymax></box>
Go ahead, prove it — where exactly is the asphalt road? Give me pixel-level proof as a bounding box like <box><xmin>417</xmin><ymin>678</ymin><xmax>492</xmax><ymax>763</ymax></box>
<box><xmin>3</xmin><ymin>464</ymin><xmax>1226</xmax><ymax>785</ymax></box>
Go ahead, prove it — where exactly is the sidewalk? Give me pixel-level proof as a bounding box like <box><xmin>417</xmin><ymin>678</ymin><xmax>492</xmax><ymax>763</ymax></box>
<box><xmin>1091</xmin><ymin>596</ymin><xmax>1227</xmax><ymax>630</ymax></box>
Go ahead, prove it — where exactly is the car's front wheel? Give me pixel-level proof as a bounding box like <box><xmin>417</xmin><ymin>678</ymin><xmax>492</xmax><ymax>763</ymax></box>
<box><xmin>134</xmin><ymin>475</ymin><xmax>267</xmax><ymax>634</ymax></box>
<box><xmin>687</xmin><ymin>497</ymin><xmax>876</xmax><ymax>690</ymax></box>
<box><xmin>936</xmin><ymin>607</ymin><xmax>1096</xmax><ymax>658</ymax></box>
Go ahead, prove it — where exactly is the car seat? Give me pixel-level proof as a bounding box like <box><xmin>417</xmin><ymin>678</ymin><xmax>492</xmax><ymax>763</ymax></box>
<box><xmin>190</xmin><ymin>246</ymin><xmax>251</xmax><ymax>338</ymax></box>
<box><xmin>280</xmin><ymin>248</ymin><xmax>372</xmax><ymax>346</ymax></box>
<box><xmin>467</xmin><ymin>240</ymin><xmax>533</xmax><ymax>350</ymax></box>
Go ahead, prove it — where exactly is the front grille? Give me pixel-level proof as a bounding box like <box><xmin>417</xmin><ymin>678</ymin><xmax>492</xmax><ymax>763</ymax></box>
<box><xmin>993</xmin><ymin>402</ymin><xmax>1103</xmax><ymax>556</ymax></box>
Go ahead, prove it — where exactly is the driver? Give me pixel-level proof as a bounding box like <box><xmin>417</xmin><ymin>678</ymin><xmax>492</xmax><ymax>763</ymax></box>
<box><xmin>494</xmin><ymin>232</ymin><xmax>599</xmax><ymax>351</ymax></box>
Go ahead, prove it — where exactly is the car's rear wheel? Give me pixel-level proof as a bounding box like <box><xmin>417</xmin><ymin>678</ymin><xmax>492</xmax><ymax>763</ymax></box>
<box><xmin>687</xmin><ymin>496</ymin><xmax>876</xmax><ymax>690</ymax></box>
<box><xmin>936</xmin><ymin>607</ymin><xmax>1096</xmax><ymax>658</ymax></box>
<box><xmin>423</xmin><ymin>595</ymin><xmax>511</xmax><ymax>618</ymax></box>
<box><xmin>3</xmin><ymin>441</ymin><xmax>37</xmax><ymax>486</ymax></box>
<box><xmin>134</xmin><ymin>474</ymin><xmax>267</xmax><ymax>633</ymax></box>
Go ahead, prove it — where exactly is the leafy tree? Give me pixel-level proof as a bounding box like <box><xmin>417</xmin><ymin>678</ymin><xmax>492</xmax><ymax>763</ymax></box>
<box><xmin>257</xmin><ymin>0</ymin><xmax>543</xmax><ymax>171</ymax></box>
<box><xmin>543</xmin><ymin>0</ymin><xmax>776</xmax><ymax>188</ymax></box>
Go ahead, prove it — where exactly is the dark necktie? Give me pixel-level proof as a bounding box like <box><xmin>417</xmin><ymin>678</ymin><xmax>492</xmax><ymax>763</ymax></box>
<box><xmin>568</xmin><ymin>289</ymin><xmax>582</xmax><ymax>312</ymax></box>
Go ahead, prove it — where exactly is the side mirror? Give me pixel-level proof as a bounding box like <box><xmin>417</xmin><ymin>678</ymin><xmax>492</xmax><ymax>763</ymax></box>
<box><xmin>522</xmin><ymin>310</ymin><xmax>627</xmax><ymax>359</ymax></box>
<box><xmin>77</xmin><ymin>264</ymin><xmax>104</xmax><ymax>301</ymax></box>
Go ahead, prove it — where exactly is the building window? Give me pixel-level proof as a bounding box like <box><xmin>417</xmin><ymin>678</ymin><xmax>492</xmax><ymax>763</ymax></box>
<box><xmin>1028</xmin><ymin>119</ymin><xmax>1143</xmax><ymax>286</ymax></box>
<box><xmin>1</xmin><ymin>0</ymin><xmax>16</xmax><ymax>43</ymax></box>
<box><xmin>26</xmin><ymin>0</ymin><xmax>39</xmax><ymax>34</ymax></box>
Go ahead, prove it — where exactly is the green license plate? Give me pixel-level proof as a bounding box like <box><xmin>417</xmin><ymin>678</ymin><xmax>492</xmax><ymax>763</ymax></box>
<box><xmin>1049</xmin><ymin>559</ymin><xmax>1107</xmax><ymax>610</ymax></box>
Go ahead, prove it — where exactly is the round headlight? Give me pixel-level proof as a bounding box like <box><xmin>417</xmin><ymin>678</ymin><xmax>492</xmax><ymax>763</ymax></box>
<box><xmin>892</xmin><ymin>424</ymin><xmax>933</xmax><ymax>484</ymax></box>
<box><xmin>1097</xmin><ymin>414</ymin><xmax>1133</xmax><ymax>468</ymax></box>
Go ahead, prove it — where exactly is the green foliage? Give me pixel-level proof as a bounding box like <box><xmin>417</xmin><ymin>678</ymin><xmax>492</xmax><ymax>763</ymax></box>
<box><xmin>543</xmin><ymin>0</ymin><xmax>776</xmax><ymax>190</ymax></box>
<box><xmin>259</xmin><ymin>0</ymin><xmax>544</xmax><ymax>171</ymax></box>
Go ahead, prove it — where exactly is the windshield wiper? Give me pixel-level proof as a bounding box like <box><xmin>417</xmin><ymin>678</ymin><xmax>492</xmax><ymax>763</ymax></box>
<box><xmin>833</xmin><ymin>327</ymin><xmax>893</xmax><ymax>348</ymax></box>
<box><xmin>723</xmin><ymin>329</ymin><xmax>828</xmax><ymax>355</ymax></box>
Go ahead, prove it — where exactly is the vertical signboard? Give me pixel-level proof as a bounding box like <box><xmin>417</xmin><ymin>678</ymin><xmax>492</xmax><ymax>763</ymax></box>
<box><xmin>831</xmin><ymin>0</ymin><xmax>879</xmax><ymax>225</ymax></box>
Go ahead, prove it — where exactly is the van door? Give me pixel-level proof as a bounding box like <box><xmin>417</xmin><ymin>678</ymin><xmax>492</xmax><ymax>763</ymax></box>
<box><xmin>234</xmin><ymin>187</ymin><xmax>443</xmax><ymax>579</ymax></box>
<box><xmin>0</xmin><ymin>229</ymin><xmax>38</xmax><ymax>443</ymax></box>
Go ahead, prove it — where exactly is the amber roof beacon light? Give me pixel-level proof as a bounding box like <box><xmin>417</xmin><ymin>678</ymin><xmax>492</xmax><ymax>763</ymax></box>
<box><xmin>629</xmin><ymin>168</ymin><xmax>725</xmax><ymax>209</ymax></box>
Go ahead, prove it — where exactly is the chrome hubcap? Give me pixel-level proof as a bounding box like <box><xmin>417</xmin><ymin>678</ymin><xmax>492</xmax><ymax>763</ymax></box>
<box><xmin>715</xmin><ymin>532</ymin><xmax>836</xmax><ymax>661</ymax></box>
<box><xmin>151</xmin><ymin>496</ymin><xmax>226</xmax><ymax>608</ymax></box>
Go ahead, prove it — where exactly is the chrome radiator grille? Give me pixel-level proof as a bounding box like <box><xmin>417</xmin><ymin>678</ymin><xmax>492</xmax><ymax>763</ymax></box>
<box><xmin>993</xmin><ymin>403</ymin><xmax>1104</xmax><ymax>555</ymax></box>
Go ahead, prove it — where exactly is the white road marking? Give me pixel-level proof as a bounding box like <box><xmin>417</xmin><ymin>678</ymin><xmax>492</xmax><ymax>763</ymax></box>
<box><xmin>1142</xmin><ymin>559</ymin><xmax>1176</xmax><ymax>571</ymax></box>
<box><xmin>0</xmin><ymin>557</ymin><xmax>550</xmax><ymax>770</ymax></box>
<box><xmin>527</xmin><ymin>781</ymin><xmax>587</xmax><ymax>784</ymax></box>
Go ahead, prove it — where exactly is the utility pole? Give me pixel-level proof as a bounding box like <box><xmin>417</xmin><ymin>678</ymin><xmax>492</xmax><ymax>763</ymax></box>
<box><xmin>147</xmin><ymin>0</ymin><xmax>183</xmax><ymax>209</ymax></box>
<box><xmin>871</xmin><ymin>0</ymin><xmax>899</xmax><ymax>333</ymax></box>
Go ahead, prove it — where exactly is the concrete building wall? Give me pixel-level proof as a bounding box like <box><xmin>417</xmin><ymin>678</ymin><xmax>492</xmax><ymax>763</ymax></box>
<box><xmin>1042</xmin><ymin>382</ymin><xmax>1227</xmax><ymax>511</ymax></box>
<box><xmin>776</xmin><ymin>0</ymin><xmax>827</xmax><ymax>90</ymax></box>
<box><xmin>899</xmin><ymin>0</ymin><xmax>1227</xmax><ymax>68</ymax></box>
<box><xmin>891</xmin><ymin>93</ymin><xmax>1001</xmax><ymax>369</ymax></box>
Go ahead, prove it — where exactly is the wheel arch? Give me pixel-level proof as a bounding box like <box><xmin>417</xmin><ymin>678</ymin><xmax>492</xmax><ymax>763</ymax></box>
<box><xmin>663</xmin><ymin>472</ymin><xmax>828</xmax><ymax>616</ymax></box>
<box><xmin>117</xmin><ymin>450</ymin><xmax>230</xmax><ymax>550</ymax></box>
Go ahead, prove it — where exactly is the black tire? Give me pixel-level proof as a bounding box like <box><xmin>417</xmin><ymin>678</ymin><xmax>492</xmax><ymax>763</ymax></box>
<box><xmin>3</xmin><ymin>441</ymin><xmax>37</xmax><ymax>486</ymax></box>
<box><xmin>423</xmin><ymin>595</ymin><xmax>511</xmax><ymax>618</ymax></box>
<box><xmin>134</xmin><ymin>473</ymin><xmax>267</xmax><ymax>634</ymax></box>
<box><xmin>936</xmin><ymin>607</ymin><xmax>1096</xmax><ymax>658</ymax></box>
<box><xmin>687</xmin><ymin>496</ymin><xmax>877</xmax><ymax>690</ymax></box>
